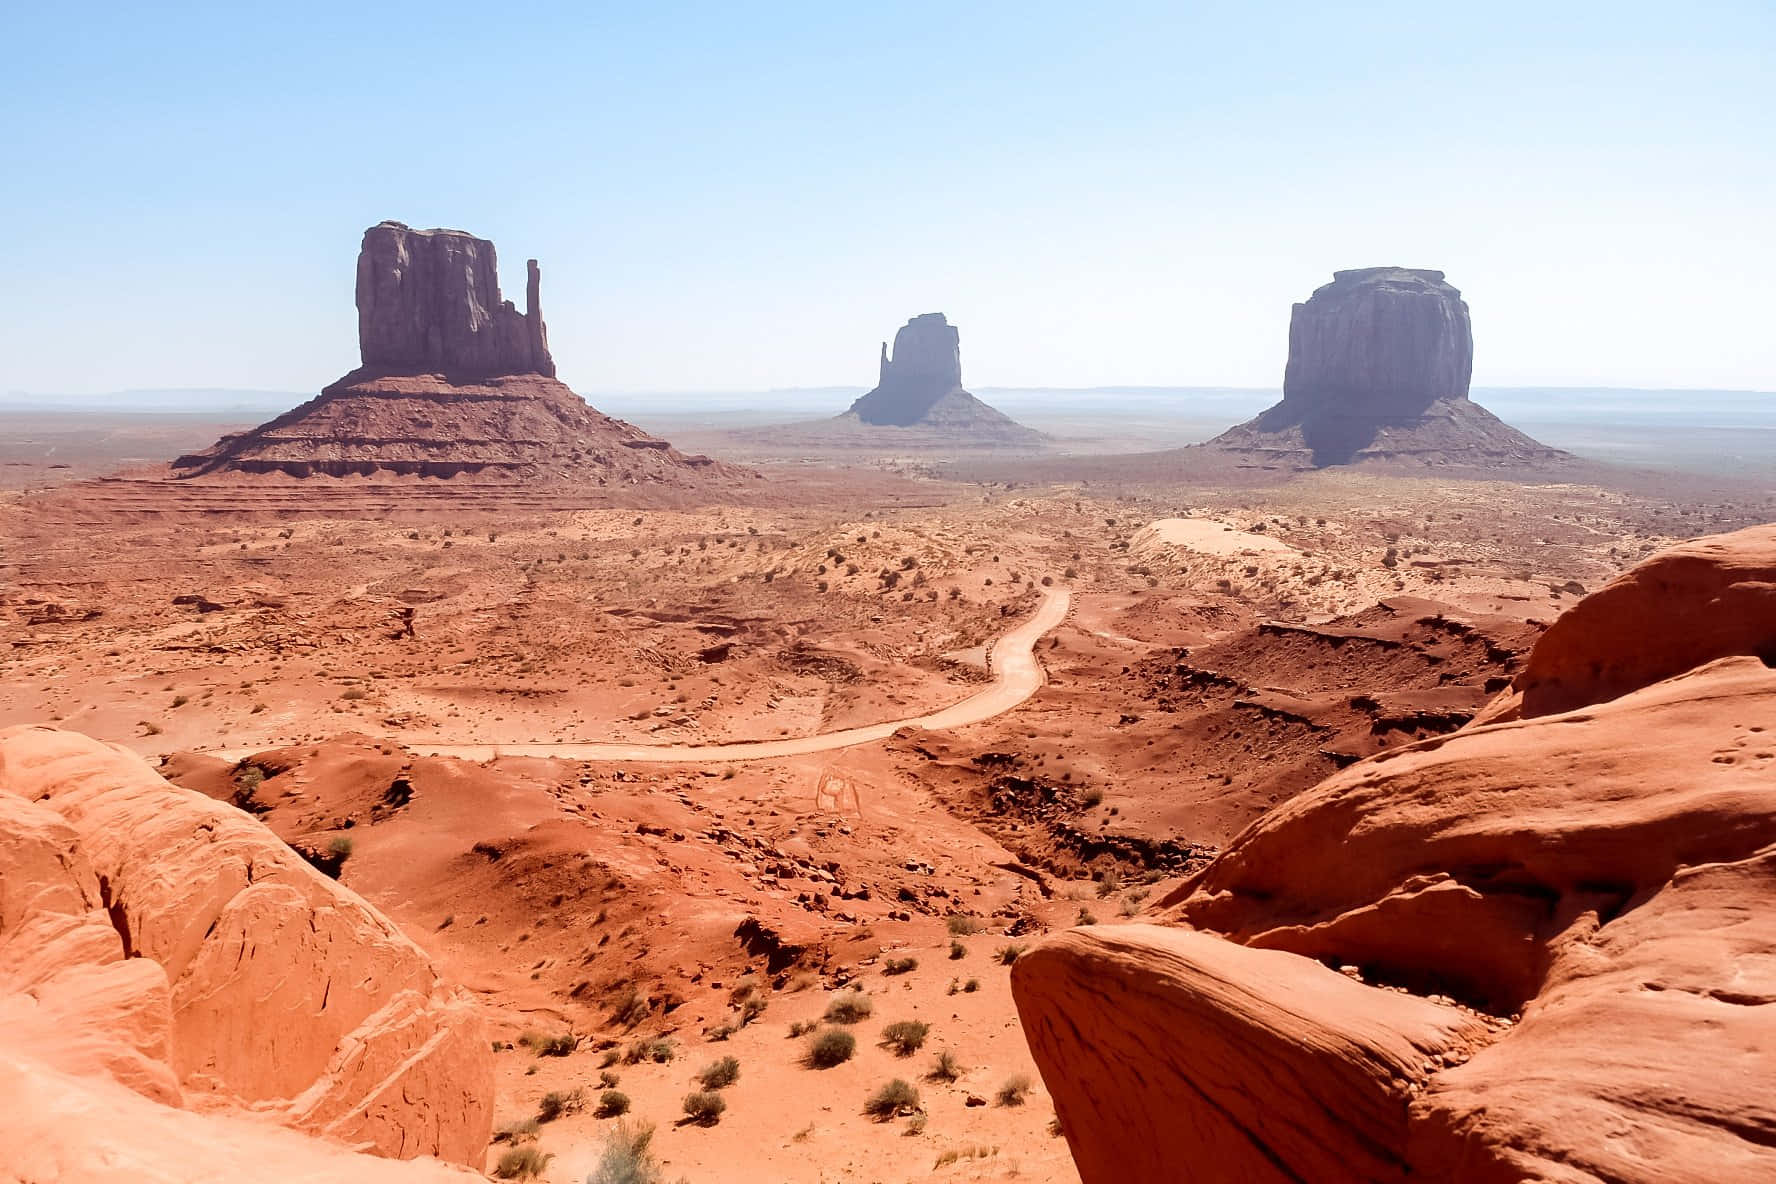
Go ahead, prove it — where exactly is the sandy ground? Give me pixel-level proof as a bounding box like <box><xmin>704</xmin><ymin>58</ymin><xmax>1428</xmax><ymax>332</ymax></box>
<box><xmin>4</xmin><ymin>437</ymin><xmax>1773</xmax><ymax>1183</ymax></box>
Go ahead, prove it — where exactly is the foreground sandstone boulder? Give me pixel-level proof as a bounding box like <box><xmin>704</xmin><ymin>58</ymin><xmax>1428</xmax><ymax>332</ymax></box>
<box><xmin>0</xmin><ymin>726</ymin><xmax>491</xmax><ymax>1178</ymax></box>
<box><xmin>1485</xmin><ymin>521</ymin><xmax>1776</xmax><ymax>720</ymax></box>
<box><xmin>1013</xmin><ymin>527</ymin><xmax>1776</xmax><ymax>1183</ymax></box>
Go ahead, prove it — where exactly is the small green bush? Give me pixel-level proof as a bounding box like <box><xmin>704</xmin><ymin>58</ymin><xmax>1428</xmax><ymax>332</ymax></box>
<box><xmin>682</xmin><ymin>1090</ymin><xmax>726</xmax><ymax>1125</ymax></box>
<box><xmin>807</xmin><ymin>1028</ymin><xmax>856</xmax><ymax>1068</ymax></box>
<box><xmin>881</xmin><ymin>1020</ymin><xmax>930</xmax><ymax>1056</ymax></box>
<box><xmin>327</xmin><ymin>835</ymin><xmax>354</xmax><ymax>861</ymax></box>
<box><xmin>963</xmin><ymin>978</ymin><xmax>981</xmax><ymax>993</ymax></box>
<box><xmin>697</xmin><ymin>1056</ymin><xmax>740</xmax><ymax>1090</ymax></box>
<box><xmin>949</xmin><ymin>940</ymin><xmax>967</xmax><ymax>960</ymax></box>
<box><xmin>864</xmin><ymin>1078</ymin><xmax>921</xmax><ymax>1121</ymax></box>
<box><xmin>595</xmin><ymin>1090</ymin><xmax>630</xmax><ymax>1118</ymax></box>
<box><xmin>825</xmin><ymin>990</ymin><xmax>873</xmax><ymax>1024</ymax></box>
<box><xmin>946</xmin><ymin>915</ymin><xmax>982</xmax><ymax>936</ymax></box>
<box><xmin>995</xmin><ymin>944</ymin><xmax>1026</xmax><ymax>966</ymax></box>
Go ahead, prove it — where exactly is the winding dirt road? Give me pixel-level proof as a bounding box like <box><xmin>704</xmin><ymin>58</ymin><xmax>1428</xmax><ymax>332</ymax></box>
<box><xmin>212</xmin><ymin>589</ymin><xmax>1071</xmax><ymax>763</ymax></box>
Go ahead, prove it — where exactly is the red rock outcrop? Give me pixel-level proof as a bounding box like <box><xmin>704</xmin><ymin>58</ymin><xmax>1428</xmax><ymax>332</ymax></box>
<box><xmin>1484</xmin><ymin>522</ymin><xmax>1776</xmax><ymax>721</ymax></box>
<box><xmin>356</xmin><ymin>222</ymin><xmax>554</xmax><ymax>378</ymax></box>
<box><xmin>1206</xmin><ymin>268</ymin><xmax>1568</xmax><ymax>467</ymax></box>
<box><xmin>0</xmin><ymin>725</ymin><xmax>492</xmax><ymax>1175</ymax></box>
<box><xmin>834</xmin><ymin>313</ymin><xmax>1045</xmax><ymax>446</ymax></box>
<box><xmin>1012</xmin><ymin>527</ymin><xmax>1776</xmax><ymax>1184</ymax></box>
<box><xmin>172</xmin><ymin>222</ymin><xmax>752</xmax><ymax>485</ymax></box>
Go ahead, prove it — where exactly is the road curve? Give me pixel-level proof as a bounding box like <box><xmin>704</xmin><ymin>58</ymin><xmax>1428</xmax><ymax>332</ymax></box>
<box><xmin>210</xmin><ymin>589</ymin><xmax>1071</xmax><ymax>764</ymax></box>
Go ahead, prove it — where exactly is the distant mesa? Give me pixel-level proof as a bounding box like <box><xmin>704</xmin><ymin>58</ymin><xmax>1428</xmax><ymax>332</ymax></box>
<box><xmin>173</xmin><ymin>221</ymin><xmax>749</xmax><ymax>484</ymax></box>
<box><xmin>831</xmin><ymin>313</ymin><xmax>1045</xmax><ymax>447</ymax></box>
<box><xmin>1206</xmin><ymin>267</ymin><xmax>1569</xmax><ymax>468</ymax></box>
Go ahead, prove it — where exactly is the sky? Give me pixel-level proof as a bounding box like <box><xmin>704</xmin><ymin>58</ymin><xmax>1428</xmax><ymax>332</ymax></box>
<box><xmin>3</xmin><ymin>1</ymin><xmax>1773</xmax><ymax>397</ymax></box>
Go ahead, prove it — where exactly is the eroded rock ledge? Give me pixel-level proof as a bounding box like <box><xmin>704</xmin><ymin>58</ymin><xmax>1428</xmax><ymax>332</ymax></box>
<box><xmin>1013</xmin><ymin>525</ymin><xmax>1776</xmax><ymax>1183</ymax></box>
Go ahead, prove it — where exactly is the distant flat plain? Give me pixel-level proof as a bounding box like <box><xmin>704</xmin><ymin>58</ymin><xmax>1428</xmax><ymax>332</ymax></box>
<box><xmin>3</xmin><ymin>385</ymin><xmax>1769</xmax><ymax>481</ymax></box>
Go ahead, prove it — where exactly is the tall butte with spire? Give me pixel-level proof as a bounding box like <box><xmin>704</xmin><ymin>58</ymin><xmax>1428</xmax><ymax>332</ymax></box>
<box><xmin>832</xmin><ymin>313</ymin><xmax>1044</xmax><ymax>446</ymax></box>
<box><xmin>174</xmin><ymin>221</ymin><xmax>747</xmax><ymax>484</ymax></box>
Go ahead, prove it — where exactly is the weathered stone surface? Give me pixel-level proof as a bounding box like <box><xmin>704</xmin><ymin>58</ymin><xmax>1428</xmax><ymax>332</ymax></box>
<box><xmin>356</xmin><ymin>221</ymin><xmax>553</xmax><ymax>377</ymax></box>
<box><xmin>836</xmin><ymin>312</ymin><xmax>1044</xmax><ymax>445</ymax></box>
<box><xmin>1207</xmin><ymin>267</ymin><xmax>1566</xmax><ymax>467</ymax></box>
<box><xmin>1014</xmin><ymin>926</ymin><xmax>1489</xmax><ymax>1184</ymax></box>
<box><xmin>1012</xmin><ymin>529</ymin><xmax>1776</xmax><ymax>1184</ymax></box>
<box><xmin>1283</xmin><ymin>267</ymin><xmax>1473</xmax><ymax>416</ymax></box>
<box><xmin>1480</xmin><ymin>522</ymin><xmax>1776</xmax><ymax>721</ymax></box>
<box><xmin>0</xmin><ymin>726</ymin><xmax>494</xmax><ymax>1167</ymax></box>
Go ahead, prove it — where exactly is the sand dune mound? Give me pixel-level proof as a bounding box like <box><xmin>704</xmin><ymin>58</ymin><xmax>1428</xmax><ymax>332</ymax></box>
<box><xmin>0</xmin><ymin>725</ymin><xmax>492</xmax><ymax>1179</ymax></box>
<box><xmin>1012</xmin><ymin>525</ymin><xmax>1776</xmax><ymax>1183</ymax></box>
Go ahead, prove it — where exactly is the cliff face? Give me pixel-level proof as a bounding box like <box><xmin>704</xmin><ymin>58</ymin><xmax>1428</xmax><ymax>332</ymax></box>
<box><xmin>1012</xmin><ymin>526</ymin><xmax>1776</xmax><ymax>1184</ymax></box>
<box><xmin>1282</xmin><ymin>267</ymin><xmax>1473</xmax><ymax>415</ymax></box>
<box><xmin>849</xmin><ymin>313</ymin><xmax>966</xmax><ymax>426</ymax></box>
<box><xmin>171</xmin><ymin>222</ymin><xmax>754</xmax><ymax>485</ymax></box>
<box><xmin>355</xmin><ymin>221</ymin><xmax>554</xmax><ymax>377</ymax></box>
<box><xmin>1207</xmin><ymin>267</ymin><xmax>1564</xmax><ymax>468</ymax></box>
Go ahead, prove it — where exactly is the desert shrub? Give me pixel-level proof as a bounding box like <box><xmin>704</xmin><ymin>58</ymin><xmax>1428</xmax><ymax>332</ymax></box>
<box><xmin>881</xmin><ymin>1020</ymin><xmax>930</xmax><ymax>1056</ymax></box>
<box><xmin>588</xmin><ymin>1121</ymin><xmax>669</xmax><ymax>1184</ymax></box>
<box><xmin>807</xmin><ymin>1029</ymin><xmax>856</xmax><ymax>1068</ymax></box>
<box><xmin>1075</xmin><ymin>908</ymin><xmax>1097</xmax><ymax>926</ymax></box>
<box><xmin>963</xmin><ymin>978</ymin><xmax>981</xmax><ymax>993</ymax></box>
<box><xmin>492</xmin><ymin>1117</ymin><xmax>539</xmax><ymax>1143</ymax></box>
<box><xmin>171</xmin><ymin>694</ymin><xmax>189</xmax><ymax>708</ymax></box>
<box><xmin>697</xmin><ymin>1055</ymin><xmax>741</xmax><ymax>1090</ymax></box>
<box><xmin>623</xmin><ymin>1037</ymin><xmax>674</xmax><ymax>1065</ymax></box>
<box><xmin>340</xmin><ymin>687</ymin><xmax>368</xmax><ymax>701</ymax></box>
<box><xmin>599</xmin><ymin>1048</ymin><xmax>622</xmax><ymax>1068</ymax></box>
<box><xmin>864</xmin><ymin>1078</ymin><xmax>921</xmax><ymax>1121</ymax></box>
<box><xmin>949</xmin><ymin>940</ymin><xmax>966</xmax><ymax>960</ymax></box>
<box><xmin>704</xmin><ymin>1022</ymin><xmax>735</xmax><ymax>1042</ymax></box>
<box><xmin>536</xmin><ymin>1088</ymin><xmax>583</xmax><ymax>1123</ymax></box>
<box><xmin>927</xmin><ymin>1049</ymin><xmax>963</xmax><ymax>1082</ymax></box>
<box><xmin>598</xmin><ymin>1069</ymin><xmax>620</xmax><ymax>1088</ymax></box>
<box><xmin>609</xmin><ymin>986</ymin><xmax>650</xmax><ymax>1027</ymax></box>
<box><xmin>995</xmin><ymin>944</ymin><xmax>1026</xmax><ymax>966</ymax></box>
<box><xmin>947</xmin><ymin>915</ymin><xmax>980</xmax><ymax>935</ymax></box>
<box><xmin>522</xmin><ymin>1032</ymin><xmax>576</xmax><ymax>1057</ymax></box>
<box><xmin>494</xmin><ymin>1145</ymin><xmax>553</xmax><ymax>1179</ymax></box>
<box><xmin>737</xmin><ymin>993</ymin><xmax>768</xmax><ymax>1026</ymax></box>
<box><xmin>595</xmin><ymin>1089</ymin><xmax>631</xmax><ymax>1117</ymax></box>
<box><xmin>883</xmin><ymin>957</ymin><xmax>918</xmax><ymax>976</ymax></box>
<box><xmin>996</xmin><ymin>1074</ymin><xmax>1033</xmax><ymax>1106</ymax></box>
<box><xmin>327</xmin><ymin>836</ymin><xmax>354</xmax><ymax>861</ymax></box>
<box><xmin>682</xmin><ymin>1090</ymin><xmax>726</xmax><ymax>1125</ymax></box>
<box><xmin>824</xmin><ymin>990</ymin><xmax>873</xmax><ymax>1024</ymax></box>
<box><xmin>1079</xmin><ymin>786</ymin><xmax>1105</xmax><ymax>808</ymax></box>
<box><xmin>787</xmin><ymin>1019</ymin><xmax>818</xmax><ymax>1038</ymax></box>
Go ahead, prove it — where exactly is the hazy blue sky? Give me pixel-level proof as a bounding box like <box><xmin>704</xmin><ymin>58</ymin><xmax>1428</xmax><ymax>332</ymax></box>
<box><xmin>4</xmin><ymin>1</ymin><xmax>1772</xmax><ymax>396</ymax></box>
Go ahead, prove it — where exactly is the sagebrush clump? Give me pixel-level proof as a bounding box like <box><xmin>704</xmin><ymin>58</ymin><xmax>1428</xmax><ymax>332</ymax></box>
<box><xmin>864</xmin><ymin>1078</ymin><xmax>921</xmax><ymax>1121</ymax></box>
<box><xmin>881</xmin><ymin>1020</ymin><xmax>930</xmax><ymax>1056</ymax></box>
<box><xmin>807</xmin><ymin>1028</ymin><xmax>856</xmax><ymax>1068</ymax></box>
<box><xmin>824</xmin><ymin>990</ymin><xmax>873</xmax><ymax>1024</ymax></box>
